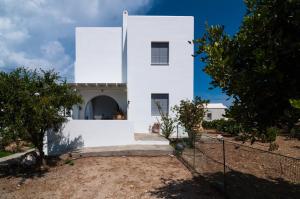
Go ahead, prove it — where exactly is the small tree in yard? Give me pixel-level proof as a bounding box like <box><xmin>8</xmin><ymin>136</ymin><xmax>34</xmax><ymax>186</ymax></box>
<box><xmin>156</xmin><ymin>102</ymin><xmax>175</xmax><ymax>140</ymax></box>
<box><xmin>172</xmin><ymin>97</ymin><xmax>208</xmax><ymax>147</ymax></box>
<box><xmin>0</xmin><ymin>68</ymin><xmax>82</xmax><ymax>165</ymax></box>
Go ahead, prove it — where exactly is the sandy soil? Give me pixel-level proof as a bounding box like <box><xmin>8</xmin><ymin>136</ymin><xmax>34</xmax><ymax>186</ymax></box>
<box><xmin>0</xmin><ymin>156</ymin><xmax>221</xmax><ymax>199</ymax></box>
<box><xmin>206</xmin><ymin>130</ymin><xmax>300</xmax><ymax>159</ymax></box>
<box><xmin>180</xmin><ymin>134</ymin><xmax>300</xmax><ymax>198</ymax></box>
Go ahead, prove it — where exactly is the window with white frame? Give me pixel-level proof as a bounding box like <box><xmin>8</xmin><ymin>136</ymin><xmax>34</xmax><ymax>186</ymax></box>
<box><xmin>151</xmin><ymin>94</ymin><xmax>169</xmax><ymax>116</ymax></box>
<box><xmin>151</xmin><ymin>42</ymin><xmax>169</xmax><ymax>65</ymax></box>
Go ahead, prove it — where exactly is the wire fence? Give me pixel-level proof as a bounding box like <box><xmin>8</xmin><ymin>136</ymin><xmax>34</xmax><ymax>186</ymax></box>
<box><xmin>175</xmin><ymin>133</ymin><xmax>300</xmax><ymax>199</ymax></box>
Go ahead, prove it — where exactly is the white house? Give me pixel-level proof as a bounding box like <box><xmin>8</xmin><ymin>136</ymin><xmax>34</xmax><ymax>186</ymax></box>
<box><xmin>45</xmin><ymin>11</ymin><xmax>194</xmax><ymax>153</ymax></box>
<box><xmin>204</xmin><ymin>103</ymin><xmax>227</xmax><ymax>121</ymax></box>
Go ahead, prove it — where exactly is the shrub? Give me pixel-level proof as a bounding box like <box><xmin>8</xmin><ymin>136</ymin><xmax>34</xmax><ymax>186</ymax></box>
<box><xmin>203</xmin><ymin>119</ymin><xmax>243</xmax><ymax>136</ymax></box>
<box><xmin>64</xmin><ymin>159</ymin><xmax>74</xmax><ymax>166</ymax></box>
<box><xmin>264</xmin><ymin>127</ymin><xmax>279</xmax><ymax>142</ymax></box>
<box><xmin>156</xmin><ymin>103</ymin><xmax>175</xmax><ymax>139</ymax></box>
<box><xmin>160</xmin><ymin>116</ymin><xmax>175</xmax><ymax>139</ymax></box>
<box><xmin>172</xmin><ymin>97</ymin><xmax>208</xmax><ymax>147</ymax></box>
<box><xmin>290</xmin><ymin>127</ymin><xmax>300</xmax><ymax>139</ymax></box>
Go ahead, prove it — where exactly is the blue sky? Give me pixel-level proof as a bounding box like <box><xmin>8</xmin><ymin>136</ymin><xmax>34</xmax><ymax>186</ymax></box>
<box><xmin>147</xmin><ymin>0</ymin><xmax>246</xmax><ymax>106</ymax></box>
<box><xmin>0</xmin><ymin>0</ymin><xmax>245</xmax><ymax>106</ymax></box>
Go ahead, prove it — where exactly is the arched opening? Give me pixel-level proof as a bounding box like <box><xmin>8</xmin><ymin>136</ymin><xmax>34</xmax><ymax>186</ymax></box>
<box><xmin>85</xmin><ymin>95</ymin><xmax>120</xmax><ymax>120</ymax></box>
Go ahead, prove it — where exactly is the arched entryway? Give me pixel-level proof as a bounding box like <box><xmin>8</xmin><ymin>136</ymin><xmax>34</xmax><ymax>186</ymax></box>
<box><xmin>85</xmin><ymin>95</ymin><xmax>120</xmax><ymax>120</ymax></box>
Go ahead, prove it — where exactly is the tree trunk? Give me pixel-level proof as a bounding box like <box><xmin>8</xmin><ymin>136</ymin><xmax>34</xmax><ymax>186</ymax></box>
<box><xmin>37</xmin><ymin>145</ymin><xmax>45</xmax><ymax>166</ymax></box>
<box><xmin>37</xmin><ymin>132</ymin><xmax>45</xmax><ymax>166</ymax></box>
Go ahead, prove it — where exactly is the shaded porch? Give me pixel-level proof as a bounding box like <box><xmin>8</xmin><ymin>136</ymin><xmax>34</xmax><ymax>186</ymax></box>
<box><xmin>70</xmin><ymin>83</ymin><xmax>127</xmax><ymax>120</ymax></box>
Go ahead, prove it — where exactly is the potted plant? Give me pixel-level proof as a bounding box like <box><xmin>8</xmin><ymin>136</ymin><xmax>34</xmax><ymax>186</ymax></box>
<box><xmin>115</xmin><ymin>107</ymin><xmax>125</xmax><ymax>120</ymax></box>
<box><xmin>152</xmin><ymin>122</ymin><xmax>161</xmax><ymax>134</ymax></box>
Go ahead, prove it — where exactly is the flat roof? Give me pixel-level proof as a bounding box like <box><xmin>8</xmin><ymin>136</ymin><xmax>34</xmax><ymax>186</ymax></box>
<box><xmin>204</xmin><ymin>103</ymin><xmax>227</xmax><ymax>109</ymax></box>
<box><xmin>69</xmin><ymin>83</ymin><xmax>126</xmax><ymax>88</ymax></box>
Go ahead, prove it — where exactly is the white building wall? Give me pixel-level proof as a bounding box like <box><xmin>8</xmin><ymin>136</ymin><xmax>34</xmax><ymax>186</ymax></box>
<box><xmin>75</xmin><ymin>27</ymin><xmax>123</xmax><ymax>83</ymax></box>
<box><xmin>205</xmin><ymin>108</ymin><xmax>226</xmax><ymax>121</ymax></box>
<box><xmin>45</xmin><ymin>120</ymin><xmax>134</xmax><ymax>155</ymax></box>
<box><xmin>126</xmin><ymin>16</ymin><xmax>194</xmax><ymax>132</ymax></box>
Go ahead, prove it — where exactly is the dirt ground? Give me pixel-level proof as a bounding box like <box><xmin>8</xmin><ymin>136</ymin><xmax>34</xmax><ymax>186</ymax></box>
<box><xmin>0</xmin><ymin>156</ymin><xmax>221</xmax><ymax>199</ymax></box>
<box><xmin>180</xmin><ymin>133</ymin><xmax>300</xmax><ymax>198</ymax></box>
<box><xmin>223</xmin><ymin>135</ymin><xmax>300</xmax><ymax>159</ymax></box>
<box><xmin>206</xmin><ymin>130</ymin><xmax>300</xmax><ymax>159</ymax></box>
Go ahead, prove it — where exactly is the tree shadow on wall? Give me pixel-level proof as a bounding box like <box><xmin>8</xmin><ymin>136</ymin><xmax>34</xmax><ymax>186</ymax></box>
<box><xmin>149</xmin><ymin>170</ymin><xmax>300</xmax><ymax>199</ymax></box>
<box><xmin>46</xmin><ymin>128</ymin><xmax>84</xmax><ymax>156</ymax></box>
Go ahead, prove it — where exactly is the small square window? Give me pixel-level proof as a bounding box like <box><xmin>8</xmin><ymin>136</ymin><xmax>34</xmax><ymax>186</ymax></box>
<box><xmin>151</xmin><ymin>42</ymin><xmax>169</xmax><ymax>65</ymax></box>
<box><xmin>151</xmin><ymin>94</ymin><xmax>169</xmax><ymax>116</ymax></box>
<box><xmin>207</xmin><ymin>112</ymin><xmax>212</xmax><ymax>120</ymax></box>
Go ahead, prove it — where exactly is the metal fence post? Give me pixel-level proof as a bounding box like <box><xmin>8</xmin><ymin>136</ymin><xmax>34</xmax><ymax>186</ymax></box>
<box><xmin>193</xmin><ymin>131</ymin><xmax>196</xmax><ymax>169</ymax></box>
<box><xmin>176</xmin><ymin>125</ymin><xmax>179</xmax><ymax>142</ymax></box>
<box><xmin>222</xmin><ymin>139</ymin><xmax>227</xmax><ymax>197</ymax></box>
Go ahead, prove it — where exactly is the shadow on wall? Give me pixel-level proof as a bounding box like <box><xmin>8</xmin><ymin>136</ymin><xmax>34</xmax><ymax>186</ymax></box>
<box><xmin>47</xmin><ymin>127</ymin><xmax>84</xmax><ymax>156</ymax></box>
<box><xmin>149</xmin><ymin>170</ymin><xmax>300</xmax><ymax>199</ymax></box>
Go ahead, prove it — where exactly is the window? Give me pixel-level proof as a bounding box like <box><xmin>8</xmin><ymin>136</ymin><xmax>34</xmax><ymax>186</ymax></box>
<box><xmin>151</xmin><ymin>94</ymin><xmax>169</xmax><ymax>116</ymax></box>
<box><xmin>207</xmin><ymin>112</ymin><xmax>212</xmax><ymax>120</ymax></box>
<box><xmin>151</xmin><ymin>42</ymin><xmax>169</xmax><ymax>65</ymax></box>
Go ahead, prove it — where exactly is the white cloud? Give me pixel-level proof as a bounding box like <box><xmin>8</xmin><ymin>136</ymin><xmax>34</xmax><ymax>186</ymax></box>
<box><xmin>0</xmin><ymin>0</ymin><xmax>153</xmax><ymax>80</ymax></box>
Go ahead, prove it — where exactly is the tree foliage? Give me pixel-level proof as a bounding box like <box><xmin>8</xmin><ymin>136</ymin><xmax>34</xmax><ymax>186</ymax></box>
<box><xmin>194</xmin><ymin>0</ymin><xmax>300</xmax><ymax>138</ymax></box>
<box><xmin>156</xmin><ymin>102</ymin><xmax>175</xmax><ymax>139</ymax></box>
<box><xmin>290</xmin><ymin>99</ymin><xmax>300</xmax><ymax>109</ymax></box>
<box><xmin>0</xmin><ymin>68</ymin><xmax>82</xmax><ymax>164</ymax></box>
<box><xmin>172</xmin><ymin>97</ymin><xmax>208</xmax><ymax>146</ymax></box>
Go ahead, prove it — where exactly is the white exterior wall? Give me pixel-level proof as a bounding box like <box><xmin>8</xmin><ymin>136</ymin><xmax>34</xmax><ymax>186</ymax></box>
<box><xmin>205</xmin><ymin>108</ymin><xmax>226</xmax><ymax>121</ymax></box>
<box><xmin>126</xmin><ymin>16</ymin><xmax>194</xmax><ymax>132</ymax></box>
<box><xmin>45</xmin><ymin>120</ymin><xmax>134</xmax><ymax>155</ymax></box>
<box><xmin>75</xmin><ymin>27</ymin><xmax>123</xmax><ymax>83</ymax></box>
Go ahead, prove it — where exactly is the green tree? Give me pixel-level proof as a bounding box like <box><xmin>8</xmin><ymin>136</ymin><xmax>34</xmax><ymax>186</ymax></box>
<box><xmin>172</xmin><ymin>97</ymin><xmax>208</xmax><ymax>147</ymax></box>
<box><xmin>290</xmin><ymin>99</ymin><xmax>300</xmax><ymax>109</ymax></box>
<box><xmin>194</xmin><ymin>0</ymin><xmax>300</xmax><ymax>139</ymax></box>
<box><xmin>0</xmin><ymin>68</ymin><xmax>82</xmax><ymax>165</ymax></box>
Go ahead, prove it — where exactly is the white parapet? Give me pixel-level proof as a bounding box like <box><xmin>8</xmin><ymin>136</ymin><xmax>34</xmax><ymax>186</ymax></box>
<box><xmin>45</xmin><ymin>120</ymin><xmax>134</xmax><ymax>155</ymax></box>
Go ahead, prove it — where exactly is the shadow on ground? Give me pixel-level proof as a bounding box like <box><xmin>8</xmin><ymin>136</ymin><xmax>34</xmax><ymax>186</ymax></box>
<box><xmin>0</xmin><ymin>127</ymin><xmax>83</xmax><ymax>179</ymax></box>
<box><xmin>149</xmin><ymin>176</ymin><xmax>223</xmax><ymax>199</ymax></box>
<box><xmin>150</xmin><ymin>169</ymin><xmax>300</xmax><ymax>199</ymax></box>
<box><xmin>217</xmin><ymin>170</ymin><xmax>300</xmax><ymax>199</ymax></box>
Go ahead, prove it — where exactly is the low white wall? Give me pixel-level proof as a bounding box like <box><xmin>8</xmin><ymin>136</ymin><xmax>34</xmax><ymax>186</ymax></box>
<box><xmin>46</xmin><ymin>120</ymin><xmax>134</xmax><ymax>155</ymax></box>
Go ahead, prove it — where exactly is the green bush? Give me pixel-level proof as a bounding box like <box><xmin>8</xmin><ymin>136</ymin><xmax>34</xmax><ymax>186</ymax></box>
<box><xmin>0</xmin><ymin>128</ymin><xmax>15</xmax><ymax>147</ymax></box>
<box><xmin>202</xmin><ymin>119</ymin><xmax>243</xmax><ymax>136</ymax></box>
<box><xmin>260</xmin><ymin>127</ymin><xmax>279</xmax><ymax>143</ymax></box>
<box><xmin>290</xmin><ymin>126</ymin><xmax>300</xmax><ymax>139</ymax></box>
<box><xmin>64</xmin><ymin>159</ymin><xmax>74</xmax><ymax>166</ymax></box>
<box><xmin>172</xmin><ymin>97</ymin><xmax>208</xmax><ymax>147</ymax></box>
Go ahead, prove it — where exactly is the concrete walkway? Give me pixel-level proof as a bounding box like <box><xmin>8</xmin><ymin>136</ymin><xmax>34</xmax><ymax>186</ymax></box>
<box><xmin>70</xmin><ymin>133</ymin><xmax>173</xmax><ymax>157</ymax></box>
<box><xmin>133</xmin><ymin>133</ymin><xmax>170</xmax><ymax>145</ymax></box>
<box><xmin>73</xmin><ymin>144</ymin><xmax>173</xmax><ymax>157</ymax></box>
<box><xmin>0</xmin><ymin>149</ymin><xmax>35</xmax><ymax>165</ymax></box>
